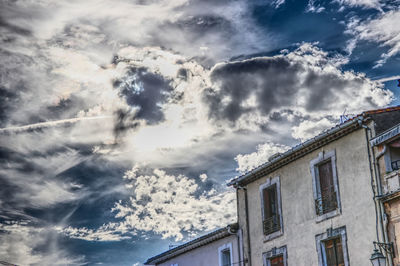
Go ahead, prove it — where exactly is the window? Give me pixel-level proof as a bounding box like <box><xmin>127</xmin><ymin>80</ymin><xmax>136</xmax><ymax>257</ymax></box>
<box><xmin>316</xmin><ymin>227</ymin><xmax>349</xmax><ymax>266</ymax></box>
<box><xmin>260</xmin><ymin>176</ymin><xmax>283</xmax><ymax>241</ymax></box>
<box><xmin>322</xmin><ymin>238</ymin><xmax>344</xmax><ymax>266</ymax></box>
<box><xmin>310</xmin><ymin>150</ymin><xmax>341</xmax><ymax>222</ymax></box>
<box><xmin>218</xmin><ymin>243</ymin><xmax>233</xmax><ymax>266</ymax></box>
<box><xmin>263</xmin><ymin>246</ymin><xmax>287</xmax><ymax>266</ymax></box>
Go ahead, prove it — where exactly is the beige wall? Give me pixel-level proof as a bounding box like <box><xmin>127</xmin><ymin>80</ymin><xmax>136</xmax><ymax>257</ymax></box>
<box><xmin>238</xmin><ymin>128</ymin><xmax>378</xmax><ymax>265</ymax></box>
<box><xmin>157</xmin><ymin>234</ymin><xmax>239</xmax><ymax>266</ymax></box>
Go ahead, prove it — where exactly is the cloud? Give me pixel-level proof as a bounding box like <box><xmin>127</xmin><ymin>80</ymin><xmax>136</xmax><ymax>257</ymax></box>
<box><xmin>59</xmin><ymin>225</ymin><xmax>132</xmax><ymax>242</ymax></box>
<box><xmin>291</xmin><ymin>117</ymin><xmax>336</xmax><ymax>141</ymax></box>
<box><xmin>347</xmin><ymin>9</ymin><xmax>400</xmax><ymax>67</ymax></box>
<box><xmin>62</xmin><ymin>165</ymin><xmax>236</xmax><ymax>241</ymax></box>
<box><xmin>334</xmin><ymin>0</ymin><xmax>383</xmax><ymax>10</ymax></box>
<box><xmin>306</xmin><ymin>0</ymin><xmax>326</xmax><ymax>13</ymax></box>
<box><xmin>235</xmin><ymin>142</ymin><xmax>290</xmax><ymax>173</ymax></box>
<box><xmin>203</xmin><ymin>43</ymin><xmax>393</xmax><ymax>130</ymax></box>
<box><xmin>0</xmin><ymin>221</ymin><xmax>85</xmax><ymax>265</ymax></box>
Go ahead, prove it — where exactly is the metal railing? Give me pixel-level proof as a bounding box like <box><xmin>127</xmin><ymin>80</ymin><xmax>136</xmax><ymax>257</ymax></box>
<box><xmin>263</xmin><ymin>214</ymin><xmax>280</xmax><ymax>235</ymax></box>
<box><xmin>315</xmin><ymin>190</ymin><xmax>338</xmax><ymax>216</ymax></box>
<box><xmin>392</xmin><ymin>160</ymin><xmax>400</xmax><ymax>171</ymax></box>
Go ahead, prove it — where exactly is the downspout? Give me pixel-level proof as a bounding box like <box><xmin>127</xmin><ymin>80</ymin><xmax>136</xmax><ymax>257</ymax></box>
<box><xmin>362</xmin><ymin>122</ymin><xmax>392</xmax><ymax>265</ymax></box>
<box><xmin>233</xmin><ymin>188</ymin><xmax>244</xmax><ymax>266</ymax></box>
<box><xmin>374</xmin><ymin>144</ymin><xmax>392</xmax><ymax>266</ymax></box>
<box><xmin>237</xmin><ymin>184</ymin><xmax>251</xmax><ymax>266</ymax></box>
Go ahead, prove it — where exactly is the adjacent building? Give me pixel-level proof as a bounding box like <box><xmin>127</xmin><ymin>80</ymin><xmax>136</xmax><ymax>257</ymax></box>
<box><xmin>144</xmin><ymin>223</ymin><xmax>241</xmax><ymax>266</ymax></box>
<box><xmin>371</xmin><ymin>121</ymin><xmax>400</xmax><ymax>265</ymax></box>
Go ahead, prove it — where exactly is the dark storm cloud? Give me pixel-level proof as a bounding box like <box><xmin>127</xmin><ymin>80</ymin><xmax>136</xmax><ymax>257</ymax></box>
<box><xmin>112</xmin><ymin>108</ymin><xmax>141</xmax><ymax>141</ymax></box>
<box><xmin>204</xmin><ymin>57</ymin><xmax>302</xmax><ymax>122</ymax></box>
<box><xmin>173</xmin><ymin>15</ymin><xmax>234</xmax><ymax>38</ymax></box>
<box><xmin>203</xmin><ymin>53</ymin><xmax>380</xmax><ymax>124</ymax></box>
<box><xmin>0</xmin><ymin>18</ymin><xmax>31</xmax><ymax>36</ymax></box>
<box><xmin>114</xmin><ymin>67</ymin><xmax>173</xmax><ymax>124</ymax></box>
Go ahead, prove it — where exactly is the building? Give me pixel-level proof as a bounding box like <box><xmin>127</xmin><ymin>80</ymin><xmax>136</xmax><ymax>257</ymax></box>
<box><xmin>371</xmin><ymin>121</ymin><xmax>400</xmax><ymax>265</ymax></box>
<box><xmin>228</xmin><ymin>107</ymin><xmax>400</xmax><ymax>266</ymax></box>
<box><xmin>145</xmin><ymin>223</ymin><xmax>242</xmax><ymax>266</ymax></box>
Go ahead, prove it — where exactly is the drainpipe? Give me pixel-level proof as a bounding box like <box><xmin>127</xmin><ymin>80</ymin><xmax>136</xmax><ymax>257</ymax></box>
<box><xmin>362</xmin><ymin>122</ymin><xmax>392</xmax><ymax>266</ymax></box>
<box><xmin>374</xmin><ymin>144</ymin><xmax>393</xmax><ymax>266</ymax></box>
<box><xmin>237</xmin><ymin>184</ymin><xmax>251</xmax><ymax>266</ymax></box>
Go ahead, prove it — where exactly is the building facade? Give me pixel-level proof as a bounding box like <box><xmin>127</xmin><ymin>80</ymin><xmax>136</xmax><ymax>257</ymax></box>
<box><xmin>371</xmin><ymin>122</ymin><xmax>400</xmax><ymax>265</ymax></box>
<box><xmin>229</xmin><ymin>107</ymin><xmax>400</xmax><ymax>266</ymax></box>
<box><xmin>145</xmin><ymin>224</ymin><xmax>242</xmax><ymax>266</ymax></box>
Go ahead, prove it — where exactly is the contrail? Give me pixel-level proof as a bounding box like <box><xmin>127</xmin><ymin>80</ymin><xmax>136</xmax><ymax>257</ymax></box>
<box><xmin>375</xmin><ymin>75</ymin><xmax>400</xmax><ymax>83</ymax></box>
<box><xmin>0</xmin><ymin>116</ymin><xmax>112</xmax><ymax>133</ymax></box>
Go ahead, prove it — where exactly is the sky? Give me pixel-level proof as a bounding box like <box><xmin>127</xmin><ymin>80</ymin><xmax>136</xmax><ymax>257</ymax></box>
<box><xmin>0</xmin><ymin>0</ymin><xmax>399</xmax><ymax>265</ymax></box>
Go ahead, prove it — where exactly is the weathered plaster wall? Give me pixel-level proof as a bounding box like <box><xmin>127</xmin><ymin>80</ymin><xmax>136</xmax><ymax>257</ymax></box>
<box><xmin>157</xmin><ymin>234</ymin><xmax>239</xmax><ymax>266</ymax></box>
<box><xmin>239</xmin><ymin>128</ymin><xmax>377</xmax><ymax>266</ymax></box>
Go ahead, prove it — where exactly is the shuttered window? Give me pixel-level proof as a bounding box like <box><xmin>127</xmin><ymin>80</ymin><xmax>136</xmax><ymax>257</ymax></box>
<box><xmin>262</xmin><ymin>184</ymin><xmax>280</xmax><ymax>235</ymax></box>
<box><xmin>269</xmin><ymin>255</ymin><xmax>284</xmax><ymax>266</ymax></box>
<box><xmin>323</xmin><ymin>237</ymin><xmax>344</xmax><ymax>266</ymax></box>
<box><xmin>316</xmin><ymin>159</ymin><xmax>338</xmax><ymax>215</ymax></box>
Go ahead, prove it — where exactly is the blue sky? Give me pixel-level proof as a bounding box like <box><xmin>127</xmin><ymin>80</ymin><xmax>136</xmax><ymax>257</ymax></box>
<box><xmin>0</xmin><ymin>0</ymin><xmax>399</xmax><ymax>265</ymax></box>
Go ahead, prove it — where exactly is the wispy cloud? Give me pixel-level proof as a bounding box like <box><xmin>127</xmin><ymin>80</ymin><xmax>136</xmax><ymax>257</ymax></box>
<box><xmin>0</xmin><ymin>221</ymin><xmax>86</xmax><ymax>265</ymax></box>
<box><xmin>347</xmin><ymin>9</ymin><xmax>400</xmax><ymax>67</ymax></box>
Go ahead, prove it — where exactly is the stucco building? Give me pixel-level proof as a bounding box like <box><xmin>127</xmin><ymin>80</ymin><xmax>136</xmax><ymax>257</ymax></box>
<box><xmin>145</xmin><ymin>223</ymin><xmax>241</xmax><ymax>266</ymax></box>
<box><xmin>228</xmin><ymin>107</ymin><xmax>400</xmax><ymax>266</ymax></box>
<box><xmin>371</xmin><ymin>121</ymin><xmax>400</xmax><ymax>265</ymax></box>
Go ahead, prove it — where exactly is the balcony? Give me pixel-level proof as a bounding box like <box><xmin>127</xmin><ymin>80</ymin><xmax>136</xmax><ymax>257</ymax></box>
<box><xmin>315</xmin><ymin>190</ymin><xmax>338</xmax><ymax>216</ymax></box>
<box><xmin>392</xmin><ymin>160</ymin><xmax>400</xmax><ymax>171</ymax></box>
<box><xmin>383</xmin><ymin>169</ymin><xmax>400</xmax><ymax>194</ymax></box>
<box><xmin>263</xmin><ymin>214</ymin><xmax>280</xmax><ymax>235</ymax></box>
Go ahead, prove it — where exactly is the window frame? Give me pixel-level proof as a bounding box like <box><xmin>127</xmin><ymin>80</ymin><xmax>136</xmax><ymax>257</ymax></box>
<box><xmin>315</xmin><ymin>226</ymin><xmax>349</xmax><ymax>266</ymax></box>
<box><xmin>218</xmin><ymin>242</ymin><xmax>233</xmax><ymax>266</ymax></box>
<box><xmin>263</xmin><ymin>245</ymin><xmax>287</xmax><ymax>266</ymax></box>
<box><xmin>259</xmin><ymin>176</ymin><xmax>283</xmax><ymax>241</ymax></box>
<box><xmin>310</xmin><ymin>150</ymin><xmax>341</xmax><ymax>222</ymax></box>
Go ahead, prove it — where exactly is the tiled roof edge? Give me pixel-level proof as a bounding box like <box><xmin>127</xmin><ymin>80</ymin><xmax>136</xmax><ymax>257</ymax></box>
<box><xmin>228</xmin><ymin>116</ymin><xmax>365</xmax><ymax>187</ymax></box>
<box><xmin>144</xmin><ymin>223</ymin><xmax>237</xmax><ymax>265</ymax></box>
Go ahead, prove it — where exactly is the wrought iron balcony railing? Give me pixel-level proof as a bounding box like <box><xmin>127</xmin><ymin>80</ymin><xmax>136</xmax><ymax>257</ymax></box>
<box><xmin>263</xmin><ymin>214</ymin><xmax>280</xmax><ymax>235</ymax></box>
<box><xmin>392</xmin><ymin>160</ymin><xmax>400</xmax><ymax>171</ymax></box>
<box><xmin>315</xmin><ymin>190</ymin><xmax>338</xmax><ymax>216</ymax></box>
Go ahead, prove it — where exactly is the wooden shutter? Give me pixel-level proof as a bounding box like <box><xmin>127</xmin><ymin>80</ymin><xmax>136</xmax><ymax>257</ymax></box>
<box><xmin>263</xmin><ymin>184</ymin><xmax>277</xmax><ymax>219</ymax></box>
<box><xmin>324</xmin><ymin>237</ymin><xmax>344</xmax><ymax>266</ymax></box>
<box><xmin>318</xmin><ymin>160</ymin><xmax>334</xmax><ymax>194</ymax></box>
<box><xmin>270</xmin><ymin>255</ymin><xmax>284</xmax><ymax>266</ymax></box>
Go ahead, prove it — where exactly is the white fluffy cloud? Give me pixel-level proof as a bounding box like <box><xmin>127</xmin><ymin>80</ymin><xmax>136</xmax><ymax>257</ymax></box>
<box><xmin>291</xmin><ymin>117</ymin><xmax>336</xmax><ymax>142</ymax></box>
<box><xmin>235</xmin><ymin>142</ymin><xmax>290</xmax><ymax>173</ymax></box>
<box><xmin>61</xmin><ymin>165</ymin><xmax>236</xmax><ymax>241</ymax></box>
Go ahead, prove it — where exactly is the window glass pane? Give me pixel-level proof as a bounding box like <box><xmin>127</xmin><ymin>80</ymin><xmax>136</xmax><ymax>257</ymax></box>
<box><xmin>269</xmin><ymin>255</ymin><xmax>284</xmax><ymax>266</ymax></box>
<box><xmin>221</xmin><ymin>249</ymin><xmax>231</xmax><ymax>266</ymax></box>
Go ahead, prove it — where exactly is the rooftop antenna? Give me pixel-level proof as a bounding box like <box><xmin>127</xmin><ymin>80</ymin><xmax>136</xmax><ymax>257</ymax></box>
<box><xmin>339</xmin><ymin>108</ymin><xmax>347</xmax><ymax>124</ymax></box>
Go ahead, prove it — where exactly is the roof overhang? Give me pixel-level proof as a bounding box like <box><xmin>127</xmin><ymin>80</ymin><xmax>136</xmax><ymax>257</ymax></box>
<box><xmin>370</xmin><ymin>123</ymin><xmax>400</xmax><ymax>147</ymax></box>
<box><xmin>144</xmin><ymin>223</ymin><xmax>237</xmax><ymax>265</ymax></box>
<box><xmin>228</xmin><ymin>116</ymin><xmax>366</xmax><ymax>187</ymax></box>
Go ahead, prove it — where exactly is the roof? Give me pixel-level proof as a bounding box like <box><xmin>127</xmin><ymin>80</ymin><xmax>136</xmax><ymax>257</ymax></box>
<box><xmin>370</xmin><ymin>122</ymin><xmax>400</xmax><ymax>146</ymax></box>
<box><xmin>144</xmin><ymin>223</ymin><xmax>238</xmax><ymax>265</ymax></box>
<box><xmin>228</xmin><ymin>106</ymin><xmax>400</xmax><ymax>187</ymax></box>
